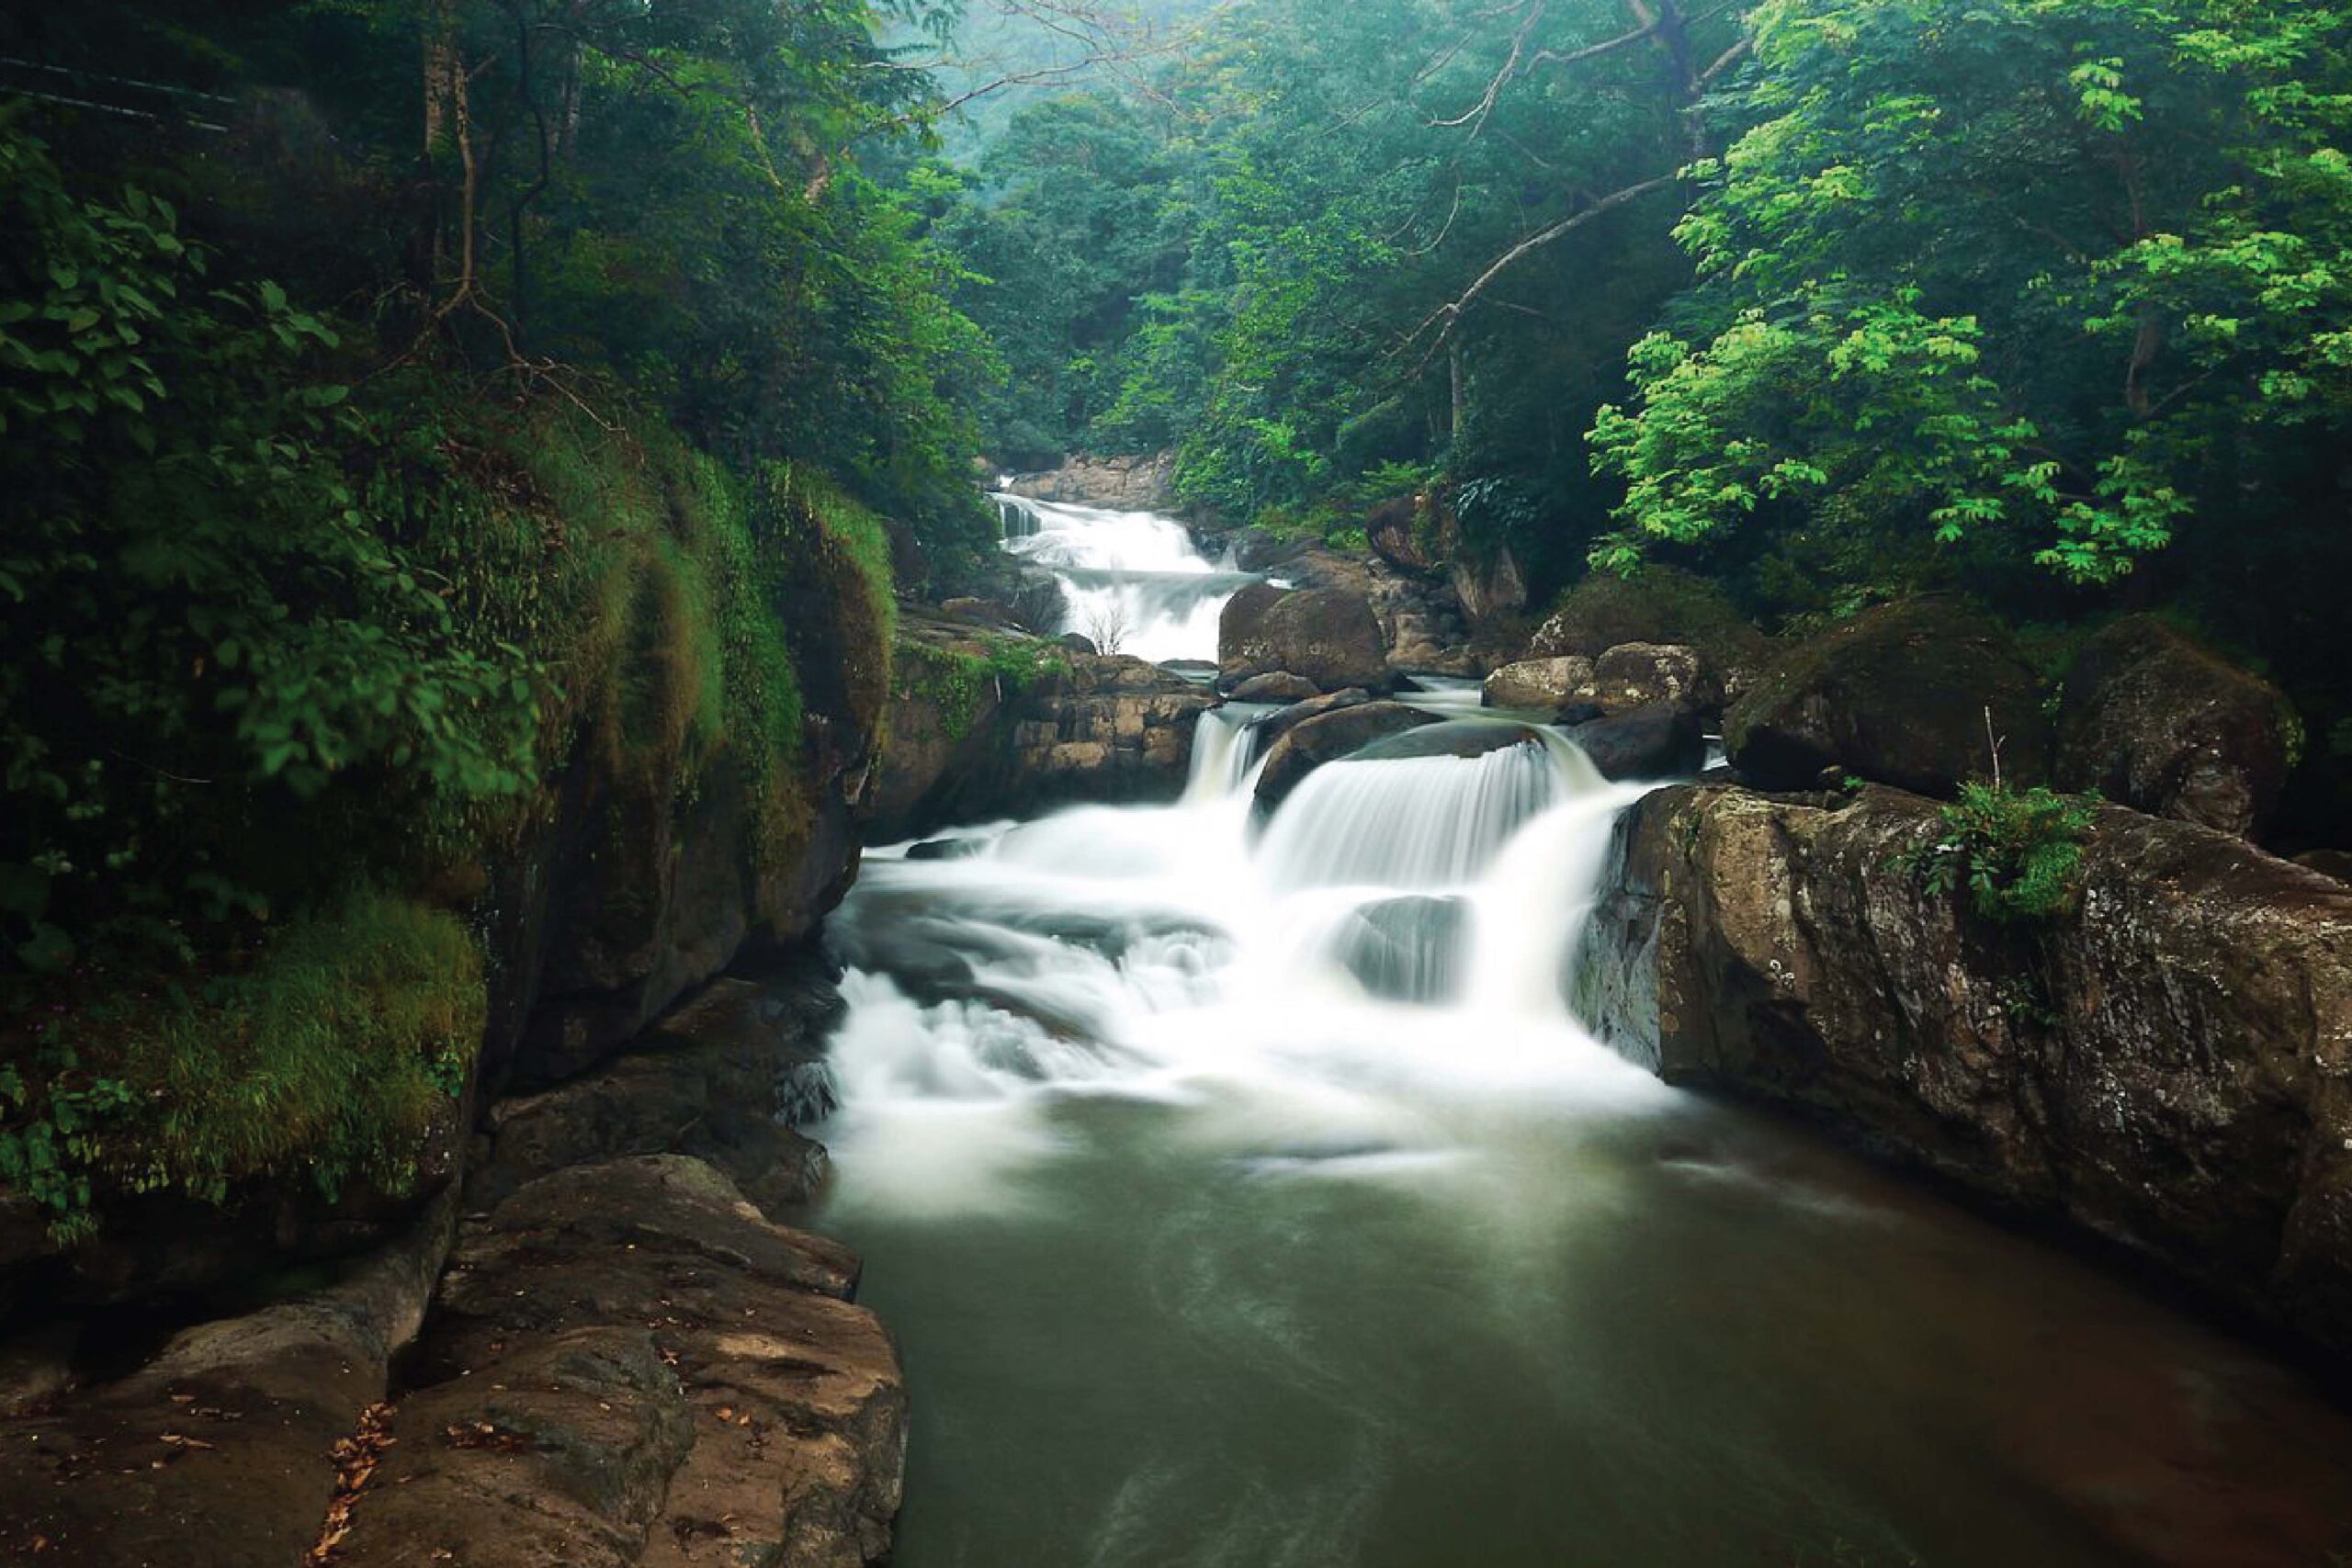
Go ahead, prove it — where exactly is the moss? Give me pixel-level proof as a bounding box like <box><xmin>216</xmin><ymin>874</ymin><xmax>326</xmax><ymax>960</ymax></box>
<box><xmin>894</xmin><ymin>637</ymin><xmax>1069</xmax><ymax>742</ymax></box>
<box><xmin>3</xmin><ymin>892</ymin><xmax>481</xmax><ymax>1236</ymax></box>
<box><xmin>1541</xmin><ymin>565</ymin><xmax>1766</xmax><ymax>666</ymax></box>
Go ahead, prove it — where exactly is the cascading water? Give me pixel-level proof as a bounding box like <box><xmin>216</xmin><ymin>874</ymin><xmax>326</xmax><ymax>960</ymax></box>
<box><xmin>812</xmin><ymin>701</ymin><xmax>2352</xmax><ymax>1567</ymax></box>
<box><xmin>995</xmin><ymin>492</ymin><xmax>1256</xmax><ymax>663</ymax></box>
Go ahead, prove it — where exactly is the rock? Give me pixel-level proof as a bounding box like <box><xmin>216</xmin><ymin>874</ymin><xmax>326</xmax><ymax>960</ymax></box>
<box><xmin>1229</xmin><ymin>671</ymin><xmax>1322</xmax><ymax>704</ymax></box>
<box><xmin>1530</xmin><ymin>567</ymin><xmax>1769</xmax><ymax>694</ymax></box>
<box><xmin>1253</xmin><ymin>703</ymin><xmax>1442</xmax><ymax>816</ymax></box>
<box><xmin>905</xmin><ymin>837</ymin><xmax>989</xmax><ymax>863</ymax></box>
<box><xmin>1484</xmin><ymin>657</ymin><xmax>1594</xmax><ymax>712</ymax></box>
<box><xmin>1254</xmin><ymin>688</ymin><xmax>1373</xmax><ymax>749</ymax></box>
<box><xmin>2056</xmin><ymin>615</ymin><xmax>2297</xmax><ymax>840</ymax></box>
<box><xmin>1586</xmin><ymin>784</ymin><xmax>2352</xmax><ymax>1366</ymax></box>
<box><xmin>1354</xmin><ymin>720</ymin><xmax>1545</xmax><ymax>763</ymax></box>
<box><xmin>1217</xmin><ymin>581</ymin><xmax>1287</xmax><ymax>659</ymax></box>
<box><xmin>0</xmin><ymin>1325</ymin><xmax>75</xmax><ymax>1418</ymax></box>
<box><xmin>1591</xmin><ymin>642</ymin><xmax>1713</xmax><ymax>715</ymax></box>
<box><xmin>1204</xmin><ymin>527</ymin><xmax>1476</xmax><ymax>678</ymax></box>
<box><xmin>1057</xmin><ymin>633</ymin><xmax>1099</xmax><ymax>656</ymax></box>
<box><xmin>1365</xmin><ymin>496</ymin><xmax>1442</xmax><ymax>575</ymax></box>
<box><xmin>1001</xmin><ymin>452</ymin><xmax>1175</xmax><ymax>510</ymax></box>
<box><xmin>2297</xmin><ymin>851</ymin><xmax>2352</xmax><ymax>886</ymax></box>
<box><xmin>0</xmin><ymin>1193</ymin><xmax>458</xmax><ymax>1568</ymax></box>
<box><xmin>1219</xmin><ymin>587</ymin><xmax>1391</xmax><ymax>694</ymax></box>
<box><xmin>870</xmin><ymin>615</ymin><xmax>1216</xmax><ymax>840</ymax></box>
<box><xmin>1555</xmin><ymin>700</ymin><xmax>1607</xmax><ymax>728</ymax></box>
<box><xmin>1572</xmin><ymin>704</ymin><xmax>1705</xmax><ymax>782</ymax></box>
<box><xmin>940</xmin><ymin>595</ymin><xmax>1024</xmax><ymax>630</ymax></box>
<box><xmin>1724</xmin><ymin>597</ymin><xmax>2050</xmax><ymax>796</ymax></box>
<box><xmin>472</xmin><ymin>969</ymin><xmax>842</xmax><ymax>1220</ymax></box>
<box><xmin>1329</xmin><ymin>896</ymin><xmax>1470</xmax><ymax>1002</ymax></box>
<box><xmin>1450</xmin><ymin>546</ymin><xmax>1529</xmax><ymax>626</ymax></box>
<box><xmin>331</xmin><ymin>1157</ymin><xmax>904</xmax><ymax>1568</ymax></box>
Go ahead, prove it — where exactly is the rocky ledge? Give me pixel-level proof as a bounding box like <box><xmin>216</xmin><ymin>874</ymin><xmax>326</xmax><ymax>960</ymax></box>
<box><xmin>1585</xmin><ymin>783</ymin><xmax>2352</xmax><ymax>1364</ymax></box>
<box><xmin>0</xmin><ymin>968</ymin><xmax>901</xmax><ymax>1568</ymax></box>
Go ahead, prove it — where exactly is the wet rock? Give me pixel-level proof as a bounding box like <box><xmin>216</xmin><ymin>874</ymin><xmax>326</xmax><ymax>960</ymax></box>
<box><xmin>1253</xmin><ymin>688</ymin><xmax>1373</xmax><ymax>749</ymax></box>
<box><xmin>333</xmin><ymin>1156</ymin><xmax>904</xmax><ymax>1568</ymax></box>
<box><xmin>1252</xmin><ymin>703</ymin><xmax>1441</xmax><ymax>817</ymax></box>
<box><xmin>1355</xmin><ymin>720</ymin><xmax>1544</xmax><ymax>762</ymax></box>
<box><xmin>1484</xmin><ymin>657</ymin><xmax>1594</xmax><ymax>712</ymax></box>
<box><xmin>1057</xmin><ymin>633</ymin><xmax>1100</xmax><ymax>656</ymax></box>
<box><xmin>1572</xmin><ymin>704</ymin><xmax>1705</xmax><ymax>782</ymax></box>
<box><xmin>2056</xmin><ymin>615</ymin><xmax>2296</xmax><ymax>840</ymax></box>
<box><xmin>0</xmin><ymin>1193</ymin><xmax>457</xmax><ymax>1568</ymax></box>
<box><xmin>1219</xmin><ymin>588</ymin><xmax>1391</xmax><ymax>694</ymax></box>
<box><xmin>1588</xmin><ymin>784</ymin><xmax>2352</xmax><ymax>1367</ymax></box>
<box><xmin>1555</xmin><ymin>700</ymin><xmax>1607</xmax><ymax>728</ymax></box>
<box><xmin>904</xmin><ymin>837</ymin><xmax>989</xmax><ymax>863</ymax></box>
<box><xmin>1450</xmin><ymin>546</ymin><xmax>1529</xmax><ymax>626</ymax></box>
<box><xmin>472</xmin><ymin>970</ymin><xmax>842</xmax><ymax>1220</ymax></box>
<box><xmin>1329</xmin><ymin>896</ymin><xmax>1470</xmax><ymax>1003</ymax></box>
<box><xmin>1724</xmin><ymin>597</ymin><xmax>2049</xmax><ymax>797</ymax></box>
<box><xmin>1228</xmin><ymin>671</ymin><xmax>1322</xmax><ymax>704</ymax></box>
<box><xmin>1591</xmin><ymin>642</ymin><xmax>1714</xmax><ymax>716</ymax></box>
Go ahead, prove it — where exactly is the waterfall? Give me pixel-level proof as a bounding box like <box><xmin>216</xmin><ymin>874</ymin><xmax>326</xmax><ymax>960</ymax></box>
<box><xmin>993</xmin><ymin>492</ymin><xmax>1256</xmax><ymax>664</ymax></box>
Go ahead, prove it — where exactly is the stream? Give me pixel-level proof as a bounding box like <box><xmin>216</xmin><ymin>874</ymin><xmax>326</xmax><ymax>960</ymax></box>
<box><xmin>810</xmin><ymin>502</ymin><xmax>2352</xmax><ymax>1568</ymax></box>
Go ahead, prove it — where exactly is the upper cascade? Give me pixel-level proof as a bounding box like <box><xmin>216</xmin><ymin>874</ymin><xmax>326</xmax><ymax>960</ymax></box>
<box><xmin>995</xmin><ymin>493</ymin><xmax>1255</xmax><ymax>665</ymax></box>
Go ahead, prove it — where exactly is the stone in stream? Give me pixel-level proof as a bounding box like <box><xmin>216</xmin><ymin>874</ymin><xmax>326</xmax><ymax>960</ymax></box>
<box><xmin>1218</xmin><ymin>586</ymin><xmax>1392</xmax><ymax>694</ymax></box>
<box><xmin>1483</xmin><ymin>656</ymin><xmax>1593</xmax><ymax>712</ymax></box>
<box><xmin>1227</xmin><ymin>671</ymin><xmax>1323</xmax><ymax>704</ymax></box>
<box><xmin>1327</xmin><ymin>895</ymin><xmax>1470</xmax><ymax>1003</ymax></box>
<box><xmin>1251</xmin><ymin>702</ymin><xmax>1442</xmax><ymax>817</ymax></box>
<box><xmin>1252</xmin><ymin>687</ymin><xmax>1373</xmax><ymax>750</ymax></box>
<box><xmin>2055</xmin><ymin>615</ymin><xmax>2297</xmax><ymax>840</ymax></box>
<box><xmin>1572</xmin><ymin>703</ymin><xmax>1706</xmax><ymax>782</ymax></box>
<box><xmin>1724</xmin><ymin>596</ymin><xmax>2050</xmax><ymax>797</ymax></box>
<box><xmin>1591</xmin><ymin>642</ymin><xmax>1714</xmax><ymax>716</ymax></box>
<box><xmin>1586</xmin><ymin>782</ymin><xmax>2352</xmax><ymax>1368</ymax></box>
<box><xmin>1353</xmin><ymin>719</ymin><xmax>1545</xmax><ymax>763</ymax></box>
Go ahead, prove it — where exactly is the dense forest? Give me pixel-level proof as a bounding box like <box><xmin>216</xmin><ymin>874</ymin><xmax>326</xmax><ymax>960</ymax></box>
<box><xmin>933</xmin><ymin>0</ymin><xmax>2352</xmax><ymax>833</ymax></box>
<box><xmin>2</xmin><ymin>0</ymin><xmax>2349</xmax><ymax>1308</ymax></box>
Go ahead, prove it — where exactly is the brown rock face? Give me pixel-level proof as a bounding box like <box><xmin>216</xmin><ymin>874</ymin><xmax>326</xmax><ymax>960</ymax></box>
<box><xmin>1251</xmin><ymin>702</ymin><xmax>1440</xmax><ymax>817</ymax></box>
<box><xmin>1001</xmin><ymin>453</ymin><xmax>1176</xmax><ymax>510</ymax></box>
<box><xmin>2056</xmin><ymin>615</ymin><xmax>2297</xmax><ymax>840</ymax></box>
<box><xmin>870</xmin><ymin>615</ymin><xmax>1216</xmax><ymax>842</ymax></box>
<box><xmin>1218</xmin><ymin>587</ymin><xmax>1391</xmax><ymax>694</ymax></box>
<box><xmin>1586</xmin><ymin>784</ymin><xmax>2352</xmax><ymax>1364</ymax></box>
<box><xmin>334</xmin><ymin>1157</ymin><xmax>904</xmax><ymax>1568</ymax></box>
<box><xmin>1724</xmin><ymin>597</ymin><xmax>2049</xmax><ymax>796</ymax></box>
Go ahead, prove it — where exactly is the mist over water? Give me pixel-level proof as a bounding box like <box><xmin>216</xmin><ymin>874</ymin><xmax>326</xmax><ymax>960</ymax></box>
<box><xmin>814</xmin><ymin>626</ymin><xmax>2352</xmax><ymax>1566</ymax></box>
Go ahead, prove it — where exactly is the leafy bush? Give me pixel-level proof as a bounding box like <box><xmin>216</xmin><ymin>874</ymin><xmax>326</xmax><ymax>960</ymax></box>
<box><xmin>1897</xmin><ymin>784</ymin><xmax>2101</xmax><ymax>924</ymax></box>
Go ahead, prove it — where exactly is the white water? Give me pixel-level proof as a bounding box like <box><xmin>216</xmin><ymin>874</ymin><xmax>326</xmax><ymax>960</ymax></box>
<box><xmin>810</xmin><ymin>697</ymin><xmax>2352</xmax><ymax>1568</ymax></box>
<box><xmin>821</xmin><ymin>708</ymin><xmax>1667</xmax><ymax>1223</ymax></box>
<box><xmin>995</xmin><ymin>493</ymin><xmax>1255</xmax><ymax>664</ymax></box>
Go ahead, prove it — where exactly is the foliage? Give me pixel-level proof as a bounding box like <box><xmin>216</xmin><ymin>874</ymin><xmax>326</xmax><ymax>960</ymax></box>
<box><xmin>1592</xmin><ymin>0</ymin><xmax>2352</xmax><ymax>590</ymax></box>
<box><xmin>1896</xmin><ymin>783</ymin><xmax>2101</xmax><ymax>924</ymax></box>
<box><xmin>2</xmin><ymin>891</ymin><xmax>481</xmax><ymax>1239</ymax></box>
<box><xmin>0</xmin><ymin>120</ymin><xmax>540</xmax><ymax>976</ymax></box>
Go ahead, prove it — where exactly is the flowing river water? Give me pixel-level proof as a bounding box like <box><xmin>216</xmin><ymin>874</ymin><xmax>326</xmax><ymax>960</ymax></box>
<box><xmin>810</xmin><ymin>502</ymin><xmax>2352</xmax><ymax>1567</ymax></box>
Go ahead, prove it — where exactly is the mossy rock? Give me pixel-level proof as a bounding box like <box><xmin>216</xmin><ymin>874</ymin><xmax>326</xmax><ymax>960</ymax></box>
<box><xmin>1531</xmin><ymin>567</ymin><xmax>1769</xmax><ymax>682</ymax></box>
<box><xmin>1724</xmin><ymin>597</ymin><xmax>2050</xmax><ymax>797</ymax></box>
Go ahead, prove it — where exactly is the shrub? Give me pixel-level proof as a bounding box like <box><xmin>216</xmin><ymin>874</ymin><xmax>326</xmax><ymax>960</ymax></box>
<box><xmin>1897</xmin><ymin>783</ymin><xmax>2100</xmax><ymax>924</ymax></box>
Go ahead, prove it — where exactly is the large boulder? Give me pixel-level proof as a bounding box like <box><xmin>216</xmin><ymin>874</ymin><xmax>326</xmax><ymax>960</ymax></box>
<box><xmin>1355</xmin><ymin>720</ymin><xmax>1545</xmax><ymax>762</ymax></box>
<box><xmin>1254</xmin><ymin>688</ymin><xmax>1373</xmax><ymax>750</ymax></box>
<box><xmin>332</xmin><ymin>1156</ymin><xmax>904</xmax><ymax>1568</ymax></box>
<box><xmin>1219</xmin><ymin>587</ymin><xmax>1391</xmax><ymax>694</ymax></box>
<box><xmin>1484</xmin><ymin>657</ymin><xmax>1594</xmax><ymax>712</ymax></box>
<box><xmin>1530</xmin><ymin>566</ymin><xmax>1769</xmax><ymax>695</ymax></box>
<box><xmin>1571</xmin><ymin>704</ymin><xmax>1705</xmax><ymax>782</ymax></box>
<box><xmin>1590</xmin><ymin>643</ymin><xmax>1714</xmax><ymax>716</ymax></box>
<box><xmin>1586</xmin><ymin>784</ymin><xmax>2352</xmax><ymax>1368</ymax></box>
<box><xmin>1724</xmin><ymin>598</ymin><xmax>2049</xmax><ymax>796</ymax></box>
<box><xmin>2055</xmin><ymin>615</ymin><xmax>2297</xmax><ymax>840</ymax></box>
<box><xmin>1252</xmin><ymin>703</ymin><xmax>1440</xmax><ymax>817</ymax></box>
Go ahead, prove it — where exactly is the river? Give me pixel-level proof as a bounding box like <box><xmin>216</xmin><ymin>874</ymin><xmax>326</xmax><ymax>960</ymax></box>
<box><xmin>808</xmin><ymin>501</ymin><xmax>2352</xmax><ymax>1568</ymax></box>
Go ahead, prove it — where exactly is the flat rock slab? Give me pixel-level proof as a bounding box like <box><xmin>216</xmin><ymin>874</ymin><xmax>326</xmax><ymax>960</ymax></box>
<box><xmin>334</xmin><ymin>1156</ymin><xmax>903</xmax><ymax>1568</ymax></box>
